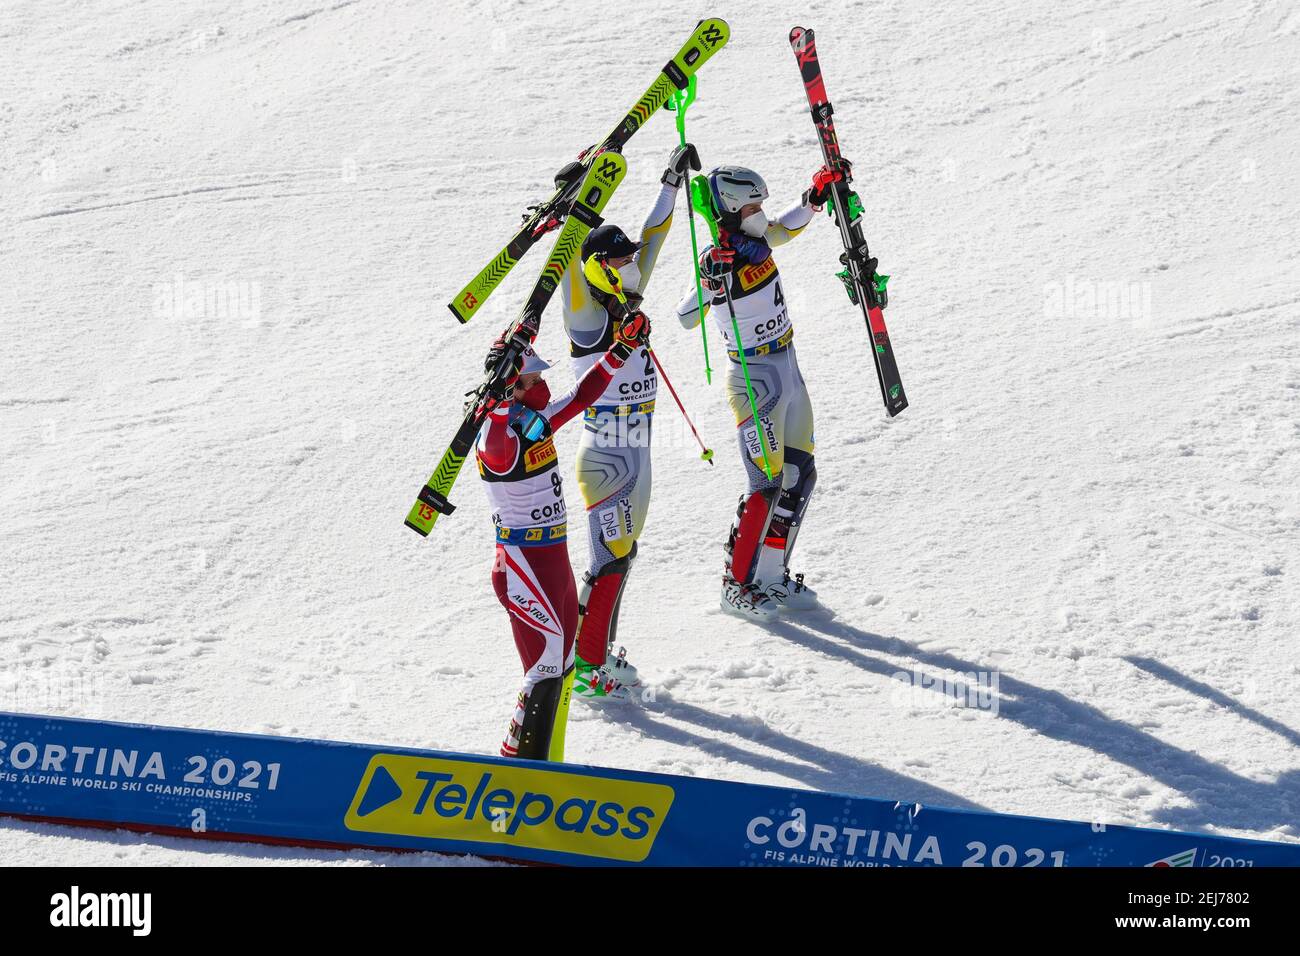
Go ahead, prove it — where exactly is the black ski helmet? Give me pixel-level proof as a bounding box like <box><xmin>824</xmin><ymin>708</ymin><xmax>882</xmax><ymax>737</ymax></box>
<box><xmin>581</xmin><ymin>224</ymin><xmax>642</xmax><ymax>262</ymax></box>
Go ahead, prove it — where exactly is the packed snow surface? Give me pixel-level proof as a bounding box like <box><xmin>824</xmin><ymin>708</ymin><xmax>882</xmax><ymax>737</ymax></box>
<box><xmin>3</xmin><ymin>0</ymin><xmax>1298</xmax><ymax>863</ymax></box>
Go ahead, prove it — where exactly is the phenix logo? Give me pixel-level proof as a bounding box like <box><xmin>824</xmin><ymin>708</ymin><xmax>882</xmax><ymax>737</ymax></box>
<box><xmin>345</xmin><ymin>755</ymin><xmax>675</xmax><ymax>862</ymax></box>
<box><xmin>50</xmin><ymin>886</ymin><xmax>151</xmax><ymax>936</ymax></box>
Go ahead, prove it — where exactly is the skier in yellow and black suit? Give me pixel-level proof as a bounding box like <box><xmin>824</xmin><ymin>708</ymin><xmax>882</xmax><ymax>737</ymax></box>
<box><xmin>559</xmin><ymin>143</ymin><xmax>699</xmax><ymax>701</ymax></box>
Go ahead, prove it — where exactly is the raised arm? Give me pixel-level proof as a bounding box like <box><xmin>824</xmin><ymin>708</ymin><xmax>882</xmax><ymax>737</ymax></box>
<box><xmin>638</xmin><ymin>143</ymin><xmax>700</xmax><ymax>294</ymax></box>
<box><xmin>545</xmin><ymin>313</ymin><xmax>653</xmax><ymax>429</ymax></box>
<box><xmin>765</xmin><ymin>199</ymin><xmax>817</xmax><ymax>248</ymax></box>
<box><xmin>561</xmin><ymin>249</ymin><xmax>595</xmax><ymax>328</ymax></box>
<box><xmin>542</xmin><ymin>351</ymin><xmax>623</xmax><ymax>430</ymax></box>
<box><xmin>677</xmin><ymin>240</ymin><xmax>735</xmax><ymax>329</ymax></box>
<box><xmin>676</xmin><ymin>283</ymin><xmax>708</xmax><ymax>329</ymax></box>
<box><xmin>632</xmin><ymin>182</ymin><xmax>677</xmax><ymax>292</ymax></box>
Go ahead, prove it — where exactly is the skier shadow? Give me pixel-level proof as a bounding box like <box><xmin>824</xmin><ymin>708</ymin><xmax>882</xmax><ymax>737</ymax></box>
<box><xmin>771</xmin><ymin>614</ymin><xmax>1300</xmax><ymax>836</ymax></box>
<box><xmin>597</xmin><ymin>687</ymin><xmax>987</xmax><ymax>812</ymax></box>
<box><xmin>1124</xmin><ymin>655</ymin><xmax>1300</xmax><ymax>750</ymax></box>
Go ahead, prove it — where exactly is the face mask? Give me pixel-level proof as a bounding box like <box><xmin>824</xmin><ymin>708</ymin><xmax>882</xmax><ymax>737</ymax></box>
<box><xmin>739</xmin><ymin>210</ymin><xmax>768</xmax><ymax>238</ymax></box>
<box><xmin>516</xmin><ymin>379</ymin><xmax>551</xmax><ymax>411</ymax></box>
<box><xmin>616</xmin><ymin>262</ymin><xmax>642</xmax><ymax>294</ymax></box>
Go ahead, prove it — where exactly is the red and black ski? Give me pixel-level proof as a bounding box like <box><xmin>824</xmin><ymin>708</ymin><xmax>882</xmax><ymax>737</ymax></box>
<box><xmin>790</xmin><ymin>26</ymin><xmax>907</xmax><ymax>417</ymax></box>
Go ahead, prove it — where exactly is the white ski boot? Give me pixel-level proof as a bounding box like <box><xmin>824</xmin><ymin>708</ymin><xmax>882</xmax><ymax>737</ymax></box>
<box><xmin>721</xmin><ymin>576</ymin><xmax>777</xmax><ymax>622</ymax></box>
<box><xmin>603</xmin><ymin>645</ymin><xmax>640</xmax><ymax>687</ymax></box>
<box><xmin>764</xmin><ymin>571</ymin><xmax>819</xmax><ymax>612</ymax></box>
<box><xmin>574</xmin><ymin>655</ymin><xmax>632</xmax><ymax>702</ymax></box>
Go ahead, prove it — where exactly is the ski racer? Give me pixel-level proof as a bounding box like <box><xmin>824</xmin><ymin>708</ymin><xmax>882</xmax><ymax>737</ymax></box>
<box><xmin>477</xmin><ymin>316</ymin><xmax>651</xmax><ymax>760</ymax></box>
<box><xmin>675</xmin><ymin>163</ymin><xmax>845</xmax><ymax>621</ymax></box>
<box><xmin>559</xmin><ymin>143</ymin><xmax>700</xmax><ymax>699</ymax></box>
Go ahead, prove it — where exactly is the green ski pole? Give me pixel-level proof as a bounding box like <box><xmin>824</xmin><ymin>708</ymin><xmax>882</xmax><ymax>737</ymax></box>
<box><xmin>688</xmin><ymin>174</ymin><xmax>775</xmax><ymax>481</ymax></box>
<box><xmin>666</xmin><ymin>77</ymin><xmax>712</xmax><ymax>384</ymax></box>
<box><xmin>584</xmin><ymin>255</ymin><xmax>714</xmax><ymax>465</ymax></box>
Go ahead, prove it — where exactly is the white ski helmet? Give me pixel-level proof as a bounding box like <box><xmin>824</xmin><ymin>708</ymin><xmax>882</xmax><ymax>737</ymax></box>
<box><xmin>708</xmin><ymin>165</ymin><xmax>769</xmax><ymax>215</ymax></box>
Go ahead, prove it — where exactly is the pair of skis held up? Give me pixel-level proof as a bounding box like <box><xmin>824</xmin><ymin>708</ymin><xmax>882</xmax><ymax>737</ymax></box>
<box><xmin>405</xmin><ymin>19</ymin><xmax>731</xmax><ymax>536</ymax></box>
<box><xmin>406</xmin><ymin>22</ymin><xmax>906</xmax><ymax>537</ymax></box>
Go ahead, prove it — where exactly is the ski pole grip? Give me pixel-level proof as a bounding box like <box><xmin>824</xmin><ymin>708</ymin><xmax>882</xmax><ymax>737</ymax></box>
<box><xmin>666</xmin><ymin>74</ymin><xmax>697</xmax><ymax>112</ymax></box>
<box><xmin>689</xmin><ymin>175</ymin><xmax>720</xmax><ymax>244</ymax></box>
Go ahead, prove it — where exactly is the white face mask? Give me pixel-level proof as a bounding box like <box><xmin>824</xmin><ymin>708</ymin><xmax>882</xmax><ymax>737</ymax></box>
<box><xmin>739</xmin><ymin>210</ymin><xmax>768</xmax><ymax>238</ymax></box>
<box><xmin>617</xmin><ymin>262</ymin><xmax>642</xmax><ymax>293</ymax></box>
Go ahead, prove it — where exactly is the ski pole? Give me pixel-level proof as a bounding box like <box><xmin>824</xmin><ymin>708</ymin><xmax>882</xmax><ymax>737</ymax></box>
<box><xmin>646</xmin><ymin>345</ymin><xmax>713</xmax><ymax>464</ymax></box>
<box><xmin>583</xmin><ymin>254</ymin><xmax>714</xmax><ymax>465</ymax></box>
<box><xmin>666</xmin><ymin>77</ymin><xmax>712</xmax><ymax>384</ymax></box>
<box><xmin>687</xmin><ymin>175</ymin><xmax>776</xmax><ymax>480</ymax></box>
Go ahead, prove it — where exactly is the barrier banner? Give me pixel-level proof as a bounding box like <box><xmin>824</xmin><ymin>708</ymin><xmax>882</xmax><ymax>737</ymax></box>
<box><xmin>2</xmin><ymin>711</ymin><xmax>1297</xmax><ymax>867</ymax></box>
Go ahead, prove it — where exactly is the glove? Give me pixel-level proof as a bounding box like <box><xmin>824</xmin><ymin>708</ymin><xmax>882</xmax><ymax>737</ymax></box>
<box><xmin>804</xmin><ymin>161</ymin><xmax>850</xmax><ymax>209</ymax></box>
<box><xmin>611</xmin><ymin>311</ymin><xmax>651</xmax><ymax>359</ymax></box>
<box><xmin>661</xmin><ymin>142</ymin><xmax>701</xmax><ymax>188</ymax></box>
<box><xmin>484</xmin><ymin>338</ymin><xmax>523</xmax><ymax>397</ymax></box>
<box><xmin>699</xmin><ymin>245</ymin><xmax>735</xmax><ymax>290</ymax></box>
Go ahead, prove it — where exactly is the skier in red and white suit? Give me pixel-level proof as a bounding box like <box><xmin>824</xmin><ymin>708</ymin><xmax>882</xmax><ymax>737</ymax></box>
<box><xmin>478</xmin><ymin>316</ymin><xmax>650</xmax><ymax>760</ymax></box>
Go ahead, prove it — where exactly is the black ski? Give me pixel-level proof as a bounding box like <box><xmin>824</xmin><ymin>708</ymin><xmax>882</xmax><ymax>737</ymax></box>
<box><xmin>790</xmin><ymin>26</ymin><xmax>907</xmax><ymax>417</ymax></box>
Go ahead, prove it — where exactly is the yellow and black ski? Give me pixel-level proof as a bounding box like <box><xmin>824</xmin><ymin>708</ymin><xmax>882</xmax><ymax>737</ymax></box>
<box><xmin>406</xmin><ymin>153</ymin><xmax>628</xmax><ymax>536</ymax></box>
<box><xmin>447</xmin><ymin>18</ymin><xmax>730</xmax><ymax>323</ymax></box>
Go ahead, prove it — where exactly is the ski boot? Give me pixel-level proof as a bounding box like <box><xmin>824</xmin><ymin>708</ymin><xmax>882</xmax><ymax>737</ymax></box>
<box><xmin>574</xmin><ymin>654</ymin><xmax>632</xmax><ymax>702</ymax></box>
<box><xmin>720</xmin><ymin>575</ymin><xmax>777</xmax><ymax>622</ymax></box>
<box><xmin>603</xmin><ymin>645</ymin><xmax>640</xmax><ymax>687</ymax></box>
<box><xmin>764</xmin><ymin>571</ymin><xmax>819</xmax><ymax>612</ymax></box>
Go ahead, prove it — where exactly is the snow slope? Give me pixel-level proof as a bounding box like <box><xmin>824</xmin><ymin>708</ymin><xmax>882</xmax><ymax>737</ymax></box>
<box><xmin>2</xmin><ymin>0</ymin><xmax>1298</xmax><ymax>864</ymax></box>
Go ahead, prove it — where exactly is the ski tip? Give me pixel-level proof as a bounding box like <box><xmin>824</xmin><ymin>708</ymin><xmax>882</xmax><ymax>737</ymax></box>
<box><xmin>695</xmin><ymin>18</ymin><xmax>730</xmax><ymax>52</ymax></box>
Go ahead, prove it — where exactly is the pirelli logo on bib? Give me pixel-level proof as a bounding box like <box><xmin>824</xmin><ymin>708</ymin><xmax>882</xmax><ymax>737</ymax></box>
<box><xmin>737</xmin><ymin>256</ymin><xmax>777</xmax><ymax>291</ymax></box>
<box><xmin>344</xmin><ymin>754</ymin><xmax>675</xmax><ymax>862</ymax></box>
<box><xmin>525</xmin><ymin>436</ymin><xmax>557</xmax><ymax>471</ymax></box>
